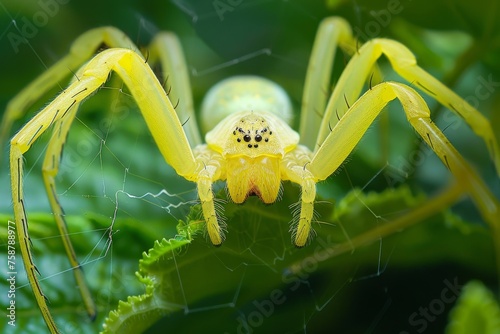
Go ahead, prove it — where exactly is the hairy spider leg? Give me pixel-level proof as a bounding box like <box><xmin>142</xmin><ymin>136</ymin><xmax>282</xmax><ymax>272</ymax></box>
<box><xmin>193</xmin><ymin>147</ymin><xmax>226</xmax><ymax>245</ymax></box>
<box><xmin>304</xmin><ymin>17</ymin><xmax>500</xmax><ymax>278</ymax></box>
<box><xmin>40</xmin><ymin>72</ymin><xmax>97</xmax><ymax>322</ymax></box>
<box><xmin>148</xmin><ymin>32</ymin><xmax>201</xmax><ymax>147</ymax></box>
<box><xmin>299</xmin><ymin>17</ymin><xmax>356</xmax><ymax>149</ymax></box>
<box><xmin>315</xmin><ymin>37</ymin><xmax>500</xmax><ymax>176</ymax></box>
<box><xmin>16</xmin><ymin>31</ymin><xmax>200</xmax><ymax>327</ymax></box>
<box><xmin>309</xmin><ymin>81</ymin><xmax>500</xmax><ymax>272</ymax></box>
<box><xmin>1</xmin><ymin>27</ymin><xmax>140</xmax><ymax>159</ymax></box>
<box><xmin>10</xmin><ymin>48</ymin><xmax>199</xmax><ymax>333</ymax></box>
<box><xmin>281</xmin><ymin>145</ymin><xmax>316</xmax><ymax>246</ymax></box>
<box><xmin>298</xmin><ymin>17</ymin><xmax>499</xmax><ymax>247</ymax></box>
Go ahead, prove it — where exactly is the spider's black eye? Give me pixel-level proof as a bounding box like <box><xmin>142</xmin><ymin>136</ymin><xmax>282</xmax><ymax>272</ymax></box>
<box><xmin>243</xmin><ymin>135</ymin><xmax>251</xmax><ymax>142</ymax></box>
<box><xmin>255</xmin><ymin>135</ymin><xmax>262</xmax><ymax>142</ymax></box>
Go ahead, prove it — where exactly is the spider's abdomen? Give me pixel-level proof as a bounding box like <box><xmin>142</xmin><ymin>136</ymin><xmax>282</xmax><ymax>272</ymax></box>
<box><xmin>200</xmin><ymin>76</ymin><xmax>293</xmax><ymax>133</ymax></box>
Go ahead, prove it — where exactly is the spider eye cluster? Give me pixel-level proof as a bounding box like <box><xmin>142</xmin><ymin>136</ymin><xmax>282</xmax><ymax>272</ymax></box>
<box><xmin>233</xmin><ymin>118</ymin><xmax>272</xmax><ymax>149</ymax></box>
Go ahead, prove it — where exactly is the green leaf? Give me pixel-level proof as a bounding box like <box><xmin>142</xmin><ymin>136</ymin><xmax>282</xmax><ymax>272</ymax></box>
<box><xmin>101</xmin><ymin>208</ymin><xmax>202</xmax><ymax>333</ymax></box>
<box><xmin>96</xmin><ymin>186</ymin><xmax>496</xmax><ymax>333</ymax></box>
<box><xmin>446</xmin><ymin>281</ymin><xmax>500</xmax><ymax>334</ymax></box>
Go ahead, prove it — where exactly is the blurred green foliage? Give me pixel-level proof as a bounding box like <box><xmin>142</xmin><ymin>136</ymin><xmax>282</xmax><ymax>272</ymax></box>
<box><xmin>446</xmin><ymin>280</ymin><xmax>500</xmax><ymax>334</ymax></box>
<box><xmin>0</xmin><ymin>0</ymin><xmax>499</xmax><ymax>333</ymax></box>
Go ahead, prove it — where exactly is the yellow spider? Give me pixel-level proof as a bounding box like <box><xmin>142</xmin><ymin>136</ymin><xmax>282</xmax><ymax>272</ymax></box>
<box><xmin>4</xmin><ymin>17</ymin><xmax>500</xmax><ymax>333</ymax></box>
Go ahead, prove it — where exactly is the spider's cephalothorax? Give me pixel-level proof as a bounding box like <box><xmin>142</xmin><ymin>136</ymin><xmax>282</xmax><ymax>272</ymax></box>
<box><xmin>232</xmin><ymin>114</ymin><xmax>273</xmax><ymax>149</ymax></box>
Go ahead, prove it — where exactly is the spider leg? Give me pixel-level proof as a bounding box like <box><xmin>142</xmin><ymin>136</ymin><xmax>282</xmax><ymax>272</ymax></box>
<box><xmin>1</xmin><ymin>27</ymin><xmax>140</xmax><ymax>161</ymax></box>
<box><xmin>199</xmin><ymin>168</ymin><xmax>224</xmax><ymax>245</ymax></box>
<box><xmin>40</xmin><ymin>87</ymin><xmax>97</xmax><ymax>320</ymax></box>
<box><xmin>191</xmin><ymin>147</ymin><xmax>226</xmax><ymax>245</ymax></box>
<box><xmin>282</xmin><ymin>146</ymin><xmax>316</xmax><ymax>247</ymax></box>
<box><xmin>10</xmin><ymin>48</ymin><xmax>198</xmax><ymax>333</ymax></box>
<box><xmin>315</xmin><ymin>37</ymin><xmax>500</xmax><ymax>175</ymax></box>
<box><xmin>308</xmin><ymin>81</ymin><xmax>500</xmax><ymax>264</ymax></box>
<box><xmin>148</xmin><ymin>33</ymin><xmax>202</xmax><ymax>147</ymax></box>
<box><xmin>299</xmin><ymin>17</ymin><xmax>356</xmax><ymax>149</ymax></box>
